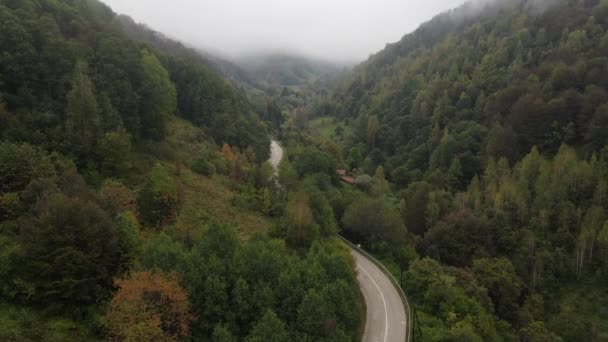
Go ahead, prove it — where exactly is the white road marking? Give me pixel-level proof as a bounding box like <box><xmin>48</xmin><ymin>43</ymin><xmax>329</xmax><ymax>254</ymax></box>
<box><xmin>357</xmin><ymin>262</ymin><xmax>389</xmax><ymax>342</ymax></box>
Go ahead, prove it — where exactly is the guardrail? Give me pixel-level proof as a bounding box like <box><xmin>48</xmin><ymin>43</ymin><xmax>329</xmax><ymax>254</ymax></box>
<box><xmin>338</xmin><ymin>235</ymin><xmax>413</xmax><ymax>342</ymax></box>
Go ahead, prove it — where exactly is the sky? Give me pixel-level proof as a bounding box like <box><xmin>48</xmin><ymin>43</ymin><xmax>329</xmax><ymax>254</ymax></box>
<box><xmin>101</xmin><ymin>0</ymin><xmax>466</xmax><ymax>64</ymax></box>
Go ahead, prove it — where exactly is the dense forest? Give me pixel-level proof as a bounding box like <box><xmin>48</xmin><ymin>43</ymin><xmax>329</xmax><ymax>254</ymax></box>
<box><xmin>115</xmin><ymin>14</ymin><xmax>340</xmax><ymax>134</ymax></box>
<box><xmin>234</xmin><ymin>53</ymin><xmax>346</xmax><ymax>117</ymax></box>
<box><xmin>3</xmin><ymin>0</ymin><xmax>608</xmax><ymax>340</ymax></box>
<box><xmin>0</xmin><ymin>0</ymin><xmax>362</xmax><ymax>340</ymax></box>
<box><xmin>283</xmin><ymin>0</ymin><xmax>608</xmax><ymax>340</ymax></box>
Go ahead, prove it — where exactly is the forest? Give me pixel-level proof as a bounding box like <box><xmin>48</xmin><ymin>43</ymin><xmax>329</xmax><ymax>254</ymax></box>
<box><xmin>3</xmin><ymin>0</ymin><xmax>608</xmax><ymax>340</ymax></box>
<box><xmin>287</xmin><ymin>0</ymin><xmax>608</xmax><ymax>340</ymax></box>
<box><xmin>0</xmin><ymin>0</ymin><xmax>361</xmax><ymax>340</ymax></box>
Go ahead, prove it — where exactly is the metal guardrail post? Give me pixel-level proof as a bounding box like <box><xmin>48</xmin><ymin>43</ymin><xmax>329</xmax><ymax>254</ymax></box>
<box><xmin>338</xmin><ymin>235</ymin><xmax>413</xmax><ymax>342</ymax></box>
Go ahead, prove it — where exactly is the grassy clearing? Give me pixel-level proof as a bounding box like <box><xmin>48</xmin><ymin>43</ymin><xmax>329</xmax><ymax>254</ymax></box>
<box><xmin>172</xmin><ymin>170</ymin><xmax>273</xmax><ymax>241</ymax></box>
<box><xmin>140</xmin><ymin>117</ymin><xmax>273</xmax><ymax>240</ymax></box>
<box><xmin>308</xmin><ymin>116</ymin><xmax>352</xmax><ymax>142</ymax></box>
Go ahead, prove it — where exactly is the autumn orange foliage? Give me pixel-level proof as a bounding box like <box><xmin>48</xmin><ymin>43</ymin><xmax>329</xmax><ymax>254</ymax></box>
<box><xmin>221</xmin><ymin>143</ymin><xmax>234</xmax><ymax>161</ymax></box>
<box><xmin>105</xmin><ymin>271</ymin><xmax>193</xmax><ymax>341</ymax></box>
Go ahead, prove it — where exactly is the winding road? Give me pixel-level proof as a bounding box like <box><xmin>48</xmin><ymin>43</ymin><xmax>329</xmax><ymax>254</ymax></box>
<box><xmin>269</xmin><ymin>140</ymin><xmax>283</xmax><ymax>175</ymax></box>
<box><xmin>268</xmin><ymin>140</ymin><xmax>409</xmax><ymax>342</ymax></box>
<box><xmin>351</xmin><ymin>248</ymin><xmax>408</xmax><ymax>342</ymax></box>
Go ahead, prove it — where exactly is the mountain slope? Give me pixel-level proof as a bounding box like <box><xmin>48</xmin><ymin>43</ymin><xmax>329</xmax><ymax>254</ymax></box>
<box><xmin>234</xmin><ymin>53</ymin><xmax>348</xmax><ymax>120</ymax></box>
<box><xmin>301</xmin><ymin>0</ymin><xmax>608</xmax><ymax>340</ymax></box>
<box><xmin>329</xmin><ymin>0</ymin><xmax>608</xmax><ymax>178</ymax></box>
<box><xmin>0</xmin><ymin>0</ymin><xmax>269</xmax><ymax>160</ymax></box>
<box><xmin>113</xmin><ymin>15</ymin><xmax>345</xmax><ymax>131</ymax></box>
<box><xmin>0</xmin><ymin>1</ymin><xmax>364</xmax><ymax>341</ymax></box>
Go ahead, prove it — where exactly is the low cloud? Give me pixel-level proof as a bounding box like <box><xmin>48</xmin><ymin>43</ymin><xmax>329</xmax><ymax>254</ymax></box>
<box><xmin>101</xmin><ymin>0</ymin><xmax>466</xmax><ymax>63</ymax></box>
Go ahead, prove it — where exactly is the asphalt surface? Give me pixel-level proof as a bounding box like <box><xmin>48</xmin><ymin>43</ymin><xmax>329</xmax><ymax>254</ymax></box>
<box><xmin>350</xmin><ymin>248</ymin><xmax>408</xmax><ymax>342</ymax></box>
<box><xmin>269</xmin><ymin>140</ymin><xmax>283</xmax><ymax>174</ymax></box>
<box><xmin>269</xmin><ymin>140</ymin><xmax>407</xmax><ymax>341</ymax></box>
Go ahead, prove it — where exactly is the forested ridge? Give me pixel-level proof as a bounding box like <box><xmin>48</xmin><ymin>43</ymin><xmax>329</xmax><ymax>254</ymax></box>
<box><xmin>286</xmin><ymin>0</ymin><xmax>608</xmax><ymax>340</ymax></box>
<box><xmin>235</xmin><ymin>53</ymin><xmax>346</xmax><ymax>116</ymax></box>
<box><xmin>0</xmin><ymin>0</ymin><xmax>363</xmax><ymax>340</ymax></box>
<box><xmin>0</xmin><ymin>0</ymin><xmax>269</xmax><ymax>158</ymax></box>
<box><xmin>3</xmin><ymin>0</ymin><xmax>608</xmax><ymax>340</ymax></box>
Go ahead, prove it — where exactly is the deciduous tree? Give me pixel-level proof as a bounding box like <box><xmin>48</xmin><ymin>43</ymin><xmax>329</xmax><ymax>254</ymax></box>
<box><xmin>65</xmin><ymin>61</ymin><xmax>101</xmax><ymax>155</ymax></box>
<box><xmin>105</xmin><ymin>271</ymin><xmax>193</xmax><ymax>341</ymax></box>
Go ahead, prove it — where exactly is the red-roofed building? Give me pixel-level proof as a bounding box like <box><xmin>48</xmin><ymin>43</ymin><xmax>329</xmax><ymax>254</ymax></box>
<box><xmin>341</xmin><ymin>176</ymin><xmax>355</xmax><ymax>184</ymax></box>
<box><xmin>337</xmin><ymin>169</ymin><xmax>355</xmax><ymax>184</ymax></box>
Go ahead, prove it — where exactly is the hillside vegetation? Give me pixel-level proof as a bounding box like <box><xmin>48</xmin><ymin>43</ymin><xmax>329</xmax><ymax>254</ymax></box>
<box><xmin>0</xmin><ymin>0</ymin><xmax>363</xmax><ymax>340</ymax></box>
<box><xmin>236</xmin><ymin>54</ymin><xmax>348</xmax><ymax>125</ymax></box>
<box><xmin>294</xmin><ymin>0</ymin><xmax>608</xmax><ymax>340</ymax></box>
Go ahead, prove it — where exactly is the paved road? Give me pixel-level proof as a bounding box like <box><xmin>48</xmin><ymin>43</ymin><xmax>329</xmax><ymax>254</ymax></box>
<box><xmin>269</xmin><ymin>140</ymin><xmax>283</xmax><ymax>174</ymax></box>
<box><xmin>350</xmin><ymin>247</ymin><xmax>408</xmax><ymax>342</ymax></box>
<box><xmin>269</xmin><ymin>140</ymin><xmax>407</xmax><ymax>341</ymax></box>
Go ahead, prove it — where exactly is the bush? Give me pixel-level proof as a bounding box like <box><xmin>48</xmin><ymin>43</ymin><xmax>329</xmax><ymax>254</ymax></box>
<box><xmin>21</xmin><ymin>194</ymin><xmax>124</xmax><ymax>309</ymax></box>
<box><xmin>232</xmin><ymin>187</ymin><xmax>263</xmax><ymax>212</ymax></box>
<box><xmin>0</xmin><ymin>193</ymin><xmax>20</xmax><ymax>221</ymax></box>
<box><xmin>95</xmin><ymin>130</ymin><xmax>132</xmax><ymax>176</ymax></box>
<box><xmin>137</xmin><ymin>164</ymin><xmax>178</xmax><ymax>228</ymax></box>
<box><xmin>0</xmin><ymin>142</ymin><xmax>55</xmax><ymax>194</ymax></box>
<box><xmin>191</xmin><ymin>158</ymin><xmax>216</xmax><ymax>177</ymax></box>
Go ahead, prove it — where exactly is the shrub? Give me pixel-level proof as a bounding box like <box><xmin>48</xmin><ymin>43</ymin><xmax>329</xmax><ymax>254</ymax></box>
<box><xmin>191</xmin><ymin>158</ymin><xmax>216</xmax><ymax>177</ymax></box>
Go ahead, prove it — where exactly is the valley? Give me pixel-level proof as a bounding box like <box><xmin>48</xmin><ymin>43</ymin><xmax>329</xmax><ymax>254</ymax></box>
<box><xmin>1</xmin><ymin>0</ymin><xmax>608</xmax><ymax>341</ymax></box>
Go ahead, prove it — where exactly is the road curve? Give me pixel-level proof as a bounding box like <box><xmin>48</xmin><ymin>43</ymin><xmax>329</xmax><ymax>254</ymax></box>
<box><xmin>268</xmin><ymin>140</ymin><xmax>407</xmax><ymax>341</ymax></box>
<box><xmin>350</xmin><ymin>247</ymin><xmax>408</xmax><ymax>342</ymax></box>
<box><xmin>269</xmin><ymin>140</ymin><xmax>283</xmax><ymax>174</ymax></box>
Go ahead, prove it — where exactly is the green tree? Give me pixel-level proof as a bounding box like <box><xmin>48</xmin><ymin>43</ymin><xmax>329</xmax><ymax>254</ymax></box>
<box><xmin>0</xmin><ymin>235</ymin><xmax>24</xmax><ymax>299</ymax></box>
<box><xmin>116</xmin><ymin>211</ymin><xmax>141</xmax><ymax>270</ymax></box>
<box><xmin>519</xmin><ymin>321</ymin><xmax>562</xmax><ymax>342</ymax></box>
<box><xmin>293</xmin><ymin>147</ymin><xmax>337</xmax><ymax>179</ymax></box>
<box><xmin>212</xmin><ymin>325</ymin><xmax>237</xmax><ymax>342</ymax></box>
<box><xmin>297</xmin><ymin>289</ymin><xmax>333</xmax><ymax>338</ymax></box>
<box><xmin>139</xmin><ymin>50</ymin><xmax>176</xmax><ymax>140</ymax></box>
<box><xmin>423</xmin><ymin>210</ymin><xmax>494</xmax><ymax>266</ymax></box>
<box><xmin>367</xmin><ymin>115</ymin><xmax>380</xmax><ymax>147</ymax></box>
<box><xmin>586</xmin><ymin>104</ymin><xmax>608</xmax><ymax>149</ymax></box>
<box><xmin>0</xmin><ymin>142</ymin><xmax>55</xmax><ymax>194</ymax></box>
<box><xmin>195</xmin><ymin>223</ymin><xmax>239</xmax><ymax>261</ymax></box>
<box><xmin>255</xmin><ymin>162</ymin><xmax>274</xmax><ymax>188</ymax></box>
<box><xmin>401</xmin><ymin>181</ymin><xmax>432</xmax><ymax>235</ymax></box>
<box><xmin>246</xmin><ymin>310</ymin><xmax>289</xmax><ymax>342</ymax></box>
<box><xmin>65</xmin><ymin>61</ymin><xmax>101</xmax><ymax>155</ymax></box>
<box><xmin>472</xmin><ymin>258</ymin><xmax>522</xmax><ymax>322</ymax></box>
<box><xmin>426</xmin><ymin>191</ymin><xmax>441</xmax><ymax>227</ymax></box>
<box><xmin>140</xmin><ymin>233</ymin><xmax>189</xmax><ymax>274</ymax></box>
<box><xmin>286</xmin><ymin>192</ymin><xmax>315</xmax><ymax>247</ymax></box>
<box><xmin>21</xmin><ymin>194</ymin><xmax>123</xmax><ymax>311</ymax></box>
<box><xmin>137</xmin><ymin>163</ymin><xmax>178</xmax><ymax>228</ymax></box>
<box><xmin>95</xmin><ymin>130</ymin><xmax>131</xmax><ymax>176</ymax></box>
<box><xmin>598</xmin><ymin>222</ymin><xmax>608</xmax><ymax>270</ymax></box>
<box><xmin>262</xmin><ymin>187</ymin><xmax>272</xmax><ymax>215</ymax></box>
<box><xmin>447</xmin><ymin>157</ymin><xmax>464</xmax><ymax>191</ymax></box>
<box><xmin>98</xmin><ymin>93</ymin><xmax>123</xmax><ymax>132</ymax></box>
<box><xmin>371</xmin><ymin>165</ymin><xmax>390</xmax><ymax>196</ymax></box>
<box><xmin>342</xmin><ymin>196</ymin><xmax>406</xmax><ymax>246</ymax></box>
<box><xmin>264</xmin><ymin>100</ymin><xmax>284</xmax><ymax>129</ymax></box>
<box><xmin>320</xmin><ymin>279</ymin><xmax>363</xmax><ymax>334</ymax></box>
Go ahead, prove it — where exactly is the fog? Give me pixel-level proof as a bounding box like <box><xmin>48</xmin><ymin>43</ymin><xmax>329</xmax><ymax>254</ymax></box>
<box><xmin>101</xmin><ymin>0</ymin><xmax>465</xmax><ymax>64</ymax></box>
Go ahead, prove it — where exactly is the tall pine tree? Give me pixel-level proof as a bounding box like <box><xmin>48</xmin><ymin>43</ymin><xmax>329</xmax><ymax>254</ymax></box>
<box><xmin>65</xmin><ymin>61</ymin><xmax>101</xmax><ymax>155</ymax></box>
<box><xmin>139</xmin><ymin>50</ymin><xmax>176</xmax><ymax>140</ymax></box>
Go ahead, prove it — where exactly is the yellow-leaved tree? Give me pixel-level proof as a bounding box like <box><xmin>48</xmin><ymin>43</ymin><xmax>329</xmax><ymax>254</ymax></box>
<box><xmin>105</xmin><ymin>271</ymin><xmax>193</xmax><ymax>341</ymax></box>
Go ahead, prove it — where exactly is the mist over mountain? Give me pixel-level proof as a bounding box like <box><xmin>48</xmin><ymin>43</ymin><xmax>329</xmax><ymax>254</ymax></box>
<box><xmin>100</xmin><ymin>0</ymin><xmax>467</xmax><ymax>63</ymax></box>
<box><xmin>2</xmin><ymin>0</ymin><xmax>608</xmax><ymax>341</ymax></box>
<box><xmin>235</xmin><ymin>53</ymin><xmax>346</xmax><ymax>87</ymax></box>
